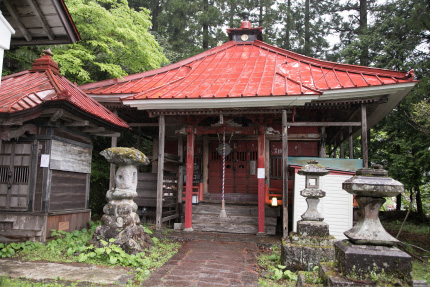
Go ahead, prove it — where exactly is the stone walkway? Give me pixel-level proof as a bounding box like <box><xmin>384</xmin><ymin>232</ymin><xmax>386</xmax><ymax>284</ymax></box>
<box><xmin>143</xmin><ymin>240</ymin><xmax>260</xmax><ymax>287</ymax></box>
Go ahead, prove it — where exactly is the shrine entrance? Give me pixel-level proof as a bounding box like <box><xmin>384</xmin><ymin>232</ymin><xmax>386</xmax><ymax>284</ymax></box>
<box><xmin>208</xmin><ymin>140</ymin><xmax>258</xmax><ymax>198</ymax></box>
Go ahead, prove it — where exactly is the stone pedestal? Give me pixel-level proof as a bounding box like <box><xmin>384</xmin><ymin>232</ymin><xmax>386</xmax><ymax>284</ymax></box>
<box><xmin>335</xmin><ymin>240</ymin><xmax>412</xmax><ymax>281</ymax></box>
<box><xmin>282</xmin><ymin>233</ymin><xmax>335</xmax><ymax>271</ymax></box>
<box><xmin>92</xmin><ymin>147</ymin><xmax>152</xmax><ymax>254</ymax></box>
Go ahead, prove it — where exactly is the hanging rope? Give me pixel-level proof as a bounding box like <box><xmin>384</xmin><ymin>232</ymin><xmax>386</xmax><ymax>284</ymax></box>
<box><xmin>222</xmin><ymin>128</ymin><xmax>226</xmax><ymax>202</ymax></box>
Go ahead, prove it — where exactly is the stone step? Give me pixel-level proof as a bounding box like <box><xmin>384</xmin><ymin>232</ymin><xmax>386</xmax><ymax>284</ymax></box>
<box><xmin>192</xmin><ymin>214</ymin><xmax>277</xmax><ymax>226</ymax></box>
<box><xmin>192</xmin><ymin>221</ymin><xmax>276</xmax><ymax>235</ymax></box>
<box><xmin>192</xmin><ymin>203</ymin><xmax>279</xmax><ymax>217</ymax></box>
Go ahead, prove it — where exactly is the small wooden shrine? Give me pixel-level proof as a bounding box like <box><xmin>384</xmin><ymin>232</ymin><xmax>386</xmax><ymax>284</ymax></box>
<box><xmin>81</xmin><ymin>16</ymin><xmax>417</xmax><ymax>236</ymax></box>
<box><xmin>0</xmin><ymin>52</ymin><xmax>128</xmax><ymax>242</ymax></box>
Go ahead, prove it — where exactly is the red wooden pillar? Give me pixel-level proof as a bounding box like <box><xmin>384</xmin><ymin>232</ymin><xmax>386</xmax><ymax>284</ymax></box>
<box><xmin>184</xmin><ymin>127</ymin><xmax>195</xmax><ymax>231</ymax></box>
<box><xmin>257</xmin><ymin>127</ymin><xmax>266</xmax><ymax>234</ymax></box>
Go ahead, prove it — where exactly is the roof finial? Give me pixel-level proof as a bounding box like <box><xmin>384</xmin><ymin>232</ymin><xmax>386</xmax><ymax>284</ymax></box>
<box><xmin>42</xmin><ymin>48</ymin><xmax>54</xmax><ymax>57</ymax></box>
<box><xmin>242</xmin><ymin>10</ymin><xmax>250</xmax><ymax>21</ymax></box>
<box><xmin>240</xmin><ymin>10</ymin><xmax>251</xmax><ymax>29</ymax></box>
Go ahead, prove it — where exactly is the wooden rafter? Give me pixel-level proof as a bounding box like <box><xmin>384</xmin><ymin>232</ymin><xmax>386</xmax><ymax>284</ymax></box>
<box><xmin>27</xmin><ymin>0</ymin><xmax>55</xmax><ymax>40</ymax></box>
<box><xmin>3</xmin><ymin>0</ymin><xmax>32</xmax><ymax>41</ymax></box>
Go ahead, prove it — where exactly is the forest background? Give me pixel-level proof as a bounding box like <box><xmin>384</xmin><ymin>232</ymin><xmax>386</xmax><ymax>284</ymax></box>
<box><xmin>3</xmin><ymin>0</ymin><xmax>429</xmax><ymax>221</ymax></box>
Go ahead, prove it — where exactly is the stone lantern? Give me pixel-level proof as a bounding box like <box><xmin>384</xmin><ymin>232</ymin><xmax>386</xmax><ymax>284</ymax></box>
<box><xmin>332</xmin><ymin>164</ymin><xmax>412</xmax><ymax>283</ymax></box>
<box><xmin>281</xmin><ymin>160</ymin><xmax>334</xmax><ymax>271</ymax></box>
<box><xmin>92</xmin><ymin>147</ymin><xmax>152</xmax><ymax>254</ymax></box>
<box><xmin>297</xmin><ymin>160</ymin><xmax>329</xmax><ymax>236</ymax></box>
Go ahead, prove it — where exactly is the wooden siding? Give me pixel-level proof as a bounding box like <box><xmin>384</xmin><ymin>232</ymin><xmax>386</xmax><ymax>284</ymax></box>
<box><xmin>46</xmin><ymin>210</ymin><xmax>90</xmax><ymax>239</ymax></box>
<box><xmin>50</xmin><ymin>140</ymin><xmax>92</xmax><ymax>174</ymax></box>
<box><xmin>292</xmin><ymin>171</ymin><xmax>353</xmax><ymax>240</ymax></box>
<box><xmin>49</xmin><ymin>170</ymin><xmax>87</xmax><ymax>211</ymax></box>
<box><xmin>135</xmin><ymin>173</ymin><xmax>157</xmax><ymax>207</ymax></box>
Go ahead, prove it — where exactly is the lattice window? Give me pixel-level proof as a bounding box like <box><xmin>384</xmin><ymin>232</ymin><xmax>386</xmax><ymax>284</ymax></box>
<box><xmin>270</xmin><ymin>156</ymin><xmax>282</xmax><ymax>179</ymax></box>
<box><xmin>236</xmin><ymin>151</ymin><xmax>247</xmax><ymax>161</ymax></box>
<box><xmin>249</xmin><ymin>151</ymin><xmax>257</xmax><ymax>161</ymax></box>
<box><xmin>211</xmin><ymin>151</ymin><xmax>221</xmax><ymax>161</ymax></box>
<box><xmin>0</xmin><ymin>166</ymin><xmax>11</xmax><ymax>183</ymax></box>
<box><xmin>13</xmin><ymin>166</ymin><xmax>29</xmax><ymax>184</ymax></box>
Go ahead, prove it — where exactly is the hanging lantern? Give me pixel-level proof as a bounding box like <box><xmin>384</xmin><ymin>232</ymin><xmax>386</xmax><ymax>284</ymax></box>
<box><xmin>271</xmin><ymin>197</ymin><xmax>278</xmax><ymax>207</ymax></box>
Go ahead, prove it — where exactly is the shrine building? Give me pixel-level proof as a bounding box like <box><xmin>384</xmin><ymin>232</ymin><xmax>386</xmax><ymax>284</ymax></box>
<box><xmin>81</xmin><ymin>17</ymin><xmax>417</xmax><ymax>238</ymax></box>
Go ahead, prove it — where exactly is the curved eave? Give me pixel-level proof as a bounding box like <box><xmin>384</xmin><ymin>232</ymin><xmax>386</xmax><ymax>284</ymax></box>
<box><xmin>318</xmin><ymin>82</ymin><xmax>417</xmax><ymax>129</ymax></box>
<box><xmin>122</xmin><ymin>95</ymin><xmax>320</xmax><ymax>110</ymax></box>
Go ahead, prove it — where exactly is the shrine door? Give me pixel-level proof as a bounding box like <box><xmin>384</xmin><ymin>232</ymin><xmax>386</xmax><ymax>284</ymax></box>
<box><xmin>0</xmin><ymin>142</ymin><xmax>32</xmax><ymax>210</ymax></box>
<box><xmin>208</xmin><ymin>140</ymin><xmax>258</xmax><ymax>194</ymax></box>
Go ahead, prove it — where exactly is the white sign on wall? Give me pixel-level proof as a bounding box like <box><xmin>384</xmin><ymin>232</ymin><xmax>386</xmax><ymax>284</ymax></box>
<box><xmin>257</xmin><ymin>168</ymin><xmax>265</xmax><ymax>179</ymax></box>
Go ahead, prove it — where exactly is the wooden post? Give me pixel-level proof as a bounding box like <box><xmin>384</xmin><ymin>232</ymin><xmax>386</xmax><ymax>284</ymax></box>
<box><xmin>152</xmin><ymin>139</ymin><xmax>159</xmax><ymax>173</ymax></box>
<box><xmin>184</xmin><ymin>127</ymin><xmax>195</xmax><ymax>231</ymax></box>
<box><xmin>361</xmin><ymin>104</ymin><xmax>368</xmax><ymax>168</ymax></box>
<box><xmin>257</xmin><ymin>126</ymin><xmax>266</xmax><ymax>235</ymax></box>
<box><xmin>319</xmin><ymin>127</ymin><xmax>326</xmax><ymax>158</ymax></box>
<box><xmin>349</xmin><ymin>126</ymin><xmax>354</xmax><ymax>159</ymax></box>
<box><xmin>340</xmin><ymin>133</ymin><xmax>345</xmax><ymax>159</ymax></box>
<box><xmin>282</xmin><ymin>110</ymin><xmax>289</xmax><ymax>238</ymax></box>
<box><xmin>109</xmin><ymin>110</ymin><xmax>118</xmax><ymax>191</ymax></box>
<box><xmin>202</xmin><ymin>136</ymin><xmax>209</xmax><ymax>195</ymax></box>
<box><xmin>265</xmin><ymin>138</ymin><xmax>270</xmax><ymax>187</ymax></box>
<box><xmin>177</xmin><ymin>135</ymin><xmax>184</xmax><ymax>222</ymax></box>
<box><xmin>155</xmin><ymin>114</ymin><xmax>165</xmax><ymax>231</ymax></box>
<box><xmin>109</xmin><ymin>136</ymin><xmax>117</xmax><ymax>191</ymax></box>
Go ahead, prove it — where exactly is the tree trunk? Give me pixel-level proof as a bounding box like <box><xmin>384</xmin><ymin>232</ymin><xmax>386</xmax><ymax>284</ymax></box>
<box><xmin>396</xmin><ymin>194</ymin><xmax>402</xmax><ymax>211</ymax></box>
<box><xmin>151</xmin><ymin>0</ymin><xmax>160</xmax><ymax>32</ymax></box>
<box><xmin>304</xmin><ymin>0</ymin><xmax>311</xmax><ymax>56</ymax></box>
<box><xmin>285</xmin><ymin>0</ymin><xmax>291</xmax><ymax>49</ymax></box>
<box><xmin>203</xmin><ymin>0</ymin><xmax>209</xmax><ymax>49</ymax></box>
<box><xmin>259</xmin><ymin>0</ymin><xmax>263</xmax><ymax>27</ymax></box>
<box><xmin>415</xmin><ymin>185</ymin><xmax>425</xmax><ymax>222</ymax></box>
<box><xmin>359</xmin><ymin>0</ymin><xmax>368</xmax><ymax>66</ymax></box>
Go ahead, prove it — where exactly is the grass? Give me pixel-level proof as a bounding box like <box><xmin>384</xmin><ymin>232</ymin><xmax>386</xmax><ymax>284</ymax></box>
<box><xmin>382</xmin><ymin>220</ymin><xmax>430</xmax><ymax>235</ymax></box>
<box><xmin>0</xmin><ymin>222</ymin><xmax>181</xmax><ymax>286</ymax></box>
<box><xmin>257</xmin><ymin>246</ymin><xmax>297</xmax><ymax>287</ymax></box>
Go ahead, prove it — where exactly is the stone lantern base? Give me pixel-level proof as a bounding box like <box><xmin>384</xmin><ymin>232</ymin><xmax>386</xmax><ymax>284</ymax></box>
<box><xmin>334</xmin><ymin>240</ymin><xmax>412</xmax><ymax>281</ymax></box>
<box><xmin>281</xmin><ymin>230</ymin><xmax>335</xmax><ymax>271</ymax></box>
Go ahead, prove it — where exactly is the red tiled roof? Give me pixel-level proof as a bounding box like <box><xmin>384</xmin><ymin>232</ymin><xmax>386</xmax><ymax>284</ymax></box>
<box><xmin>81</xmin><ymin>40</ymin><xmax>415</xmax><ymax>101</ymax></box>
<box><xmin>0</xmin><ymin>55</ymin><xmax>128</xmax><ymax>129</ymax></box>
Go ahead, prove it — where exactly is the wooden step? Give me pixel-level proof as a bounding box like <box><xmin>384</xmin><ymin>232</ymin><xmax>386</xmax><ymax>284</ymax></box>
<box><xmin>191</xmin><ymin>203</ymin><xmax>279</xmax><ymax>235</ymax></box>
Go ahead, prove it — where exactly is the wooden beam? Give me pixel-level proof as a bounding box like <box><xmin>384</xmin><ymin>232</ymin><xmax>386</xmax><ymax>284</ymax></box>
<box><xmin>49</xmin><ymin>109</ymin><xmax>63</xmax><ymax>122</ymax></box>
<box><xmin>64</xmin><ymin>121</ymin><xmax>90</xmax><ymax>127</ymax></box>
<box><xmin>288</xmin><ymin>122</ymin><xmax>362</xmax><ymax>127</ymax></box>
<box><xmin>282</xmin><ymin>110</ymin><xmax>289</xmax><ymax>238</ymax></box>
<box><xmin>0</xmin><ymin>124</ymin><xmax>37</xmax><ymax>140</ymax></box>
<box><xmin>109</xmin><ymin>136</ymin><xmax>117</xmax><ymax>191</ymax></box>
<box><xmin>128</xmin><ymin>123</ymin><xmax>177</xmax><ymax>127</ymax></box>
<box><xmin>319</xmin><ymin>127</ymin><xmax>326</xmax><ymax>158</ymax></box>
<box><xmin>27</xmin><ymin>0</ymin><xmax>55</xmax><ymax>40</ymax></box>
<box><xmin>257</xmin><ymin>126</ymin><xmax>265</xmax><ymax>235</ymax></box>
<box><xmin>83</xmin><ymin>127</ymin><xmax>105</xmax><ymax>133</ymax></box>
<box><xmin>184</xmin><ymin>127</ymin><xmax>195</xmax><ymax>231</ymax></box>
<box><xmin>361</xmin><ymin>104</ymin><xmax>368</xmax><ymax>168</ymax></box>
<box><xmin>161</xmin><ymin>214</ymin><xmax>180</xmax><ymax>222</ymax></box>
<box><xmin>349</xmin><ymin>126</ymin><xmax>354</xmax><ymax>159</ymax></box>
<box><xmin>202</xmin><ymin>136</ymin><xmax>208</xmax><ymax>195</ymax></box>
<box><xmin>94</xmin><ymin>132</ymin><xmax>121</xmax><ymax>137</ymax></box>
<box><xmin>177</xmin><ymin>135</ymin><xmax>184</xmax><ymax>222</ymax></box>
<box><xmin>4</xmin><ymin>0</ymin><xmax>32</xmax><ymax>41</ymax></box>
<box><xmin>340</xmin><ymin>133</ymin><xmax>345</xmax><ymax>158</ymax></box>
<box><xmin>156</xmin><ymin>114</ymin><xmax>166</xmax><ymax>230</ymax></box>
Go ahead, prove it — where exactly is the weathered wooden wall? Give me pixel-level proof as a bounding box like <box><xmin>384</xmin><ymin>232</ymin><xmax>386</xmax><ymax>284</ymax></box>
<box><xmin>49</xmin><ymin>170</ymin><xmax>87</xmax><ymax>211</ymax></box>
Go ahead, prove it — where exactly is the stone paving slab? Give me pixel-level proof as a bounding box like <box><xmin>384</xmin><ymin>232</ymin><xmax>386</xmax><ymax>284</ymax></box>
<box><xmin>143</xmin><ymin>240</ymin><xmax>259</xmax><ymax>287</ymax></box>
<box><xmin>0</xmin><ymin>259</ymin><xmax>133</xmax><ymax>285</ymax></box>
